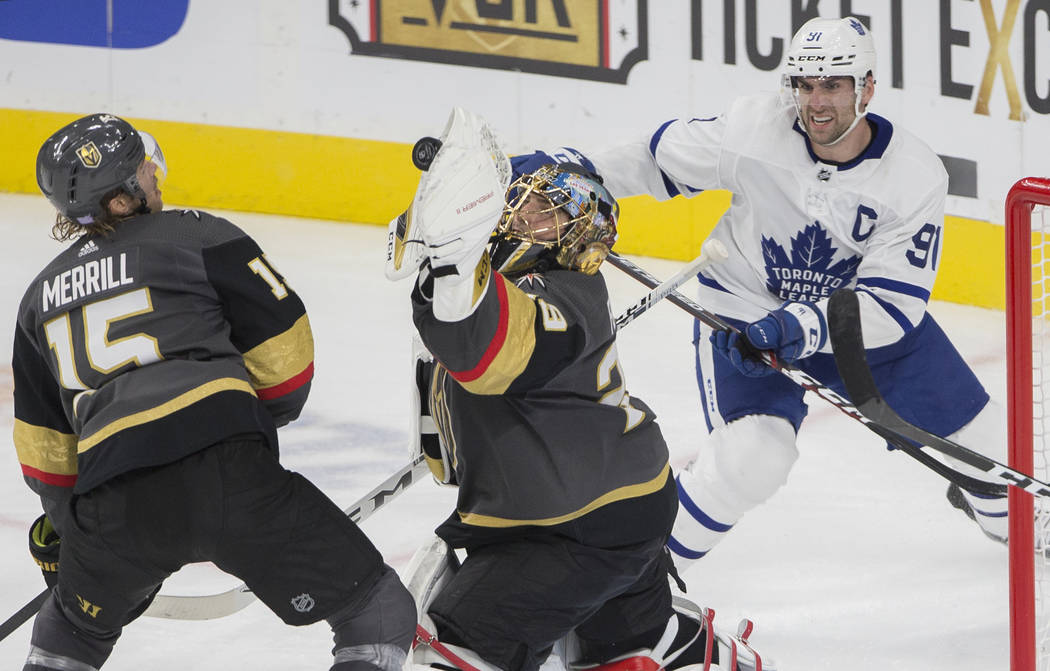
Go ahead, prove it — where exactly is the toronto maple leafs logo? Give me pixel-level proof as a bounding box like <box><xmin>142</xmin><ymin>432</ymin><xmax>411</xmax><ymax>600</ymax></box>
<box><xmin>762</xmin><ymin>223</ymin><xmax>861</xmax><ymax>302</ymax></box>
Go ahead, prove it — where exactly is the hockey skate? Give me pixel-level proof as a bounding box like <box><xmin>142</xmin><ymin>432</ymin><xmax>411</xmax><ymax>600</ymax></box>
<box><xmin>946</xmin><ymin>483</ymin><xmax>1008</xmax><ymax>545</ymax></box>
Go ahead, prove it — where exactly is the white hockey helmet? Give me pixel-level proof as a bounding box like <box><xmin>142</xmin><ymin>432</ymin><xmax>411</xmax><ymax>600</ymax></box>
<box><xmin>782</xmin><ymin>16</ymin><xmax>876</xmax><ymax>144</ymax></box>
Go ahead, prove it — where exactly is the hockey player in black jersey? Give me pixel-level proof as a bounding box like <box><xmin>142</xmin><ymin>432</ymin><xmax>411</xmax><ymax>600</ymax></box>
<box><xmin>14</xmin><ymin>113</ymin><xmax>415</xmax><ymax>671</ymax></box>
<box><xmin>391</xmin><ymin>108</ymin><xmax>770</xmax><ymax>671</ymax></box>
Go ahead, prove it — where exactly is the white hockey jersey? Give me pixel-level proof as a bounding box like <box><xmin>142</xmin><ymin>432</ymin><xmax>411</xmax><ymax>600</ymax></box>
<box><xmin>580</xmin><ymin>92</ymin><xmax>949</xmax><ymax>350</ymax></box>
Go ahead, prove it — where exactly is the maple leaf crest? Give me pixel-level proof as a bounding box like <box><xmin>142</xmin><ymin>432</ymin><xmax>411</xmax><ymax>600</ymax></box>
<box><xmin>762</xmin><ymin>222</ymin><xmax>861</xmax><ymax>301</ymax></box>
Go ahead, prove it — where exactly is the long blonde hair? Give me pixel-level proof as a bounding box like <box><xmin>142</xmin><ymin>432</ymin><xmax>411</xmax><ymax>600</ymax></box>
<box><xmin>48</xmin><ymin>187</ymin><xmax>126</xmax><ymax>242</ymax></box>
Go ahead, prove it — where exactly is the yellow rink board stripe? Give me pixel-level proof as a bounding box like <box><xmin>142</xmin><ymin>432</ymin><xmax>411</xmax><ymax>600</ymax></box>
<box><xmin>0</xmin><ymin>108</ymin><xmax>1004</xmax><ymax>310</ymax></box>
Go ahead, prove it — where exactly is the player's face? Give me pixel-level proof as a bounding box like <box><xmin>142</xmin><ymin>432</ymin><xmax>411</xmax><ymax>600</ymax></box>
<box><xmin>137</xmin><ymin>158</ymin><xmax>164</xmax><ymax>212</ymax></box>
<box><xmin>509</xmin><ymin>193</ymin><xmax>568</xmax><ymax>242</ymax></box>
<box><xmin>793</xmin><ymin>76</ymin><xmax>860</xmax><ymax>146</ymax></box>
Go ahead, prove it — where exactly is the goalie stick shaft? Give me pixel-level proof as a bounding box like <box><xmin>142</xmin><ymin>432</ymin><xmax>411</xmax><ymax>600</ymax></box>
<box><xmin>828</xmin><ymin>288</ymin><xmax>1045</xmax><ymax>497</ymax></box>
<box><xmin>140</xmin><ymin>454</ymin><xmax>431</xmax><ymax>621</ymax></box>
<box><xmin>606</xmin><ymin>253</ymin><xmax>1009</xmax><ymax>496</ymax></box>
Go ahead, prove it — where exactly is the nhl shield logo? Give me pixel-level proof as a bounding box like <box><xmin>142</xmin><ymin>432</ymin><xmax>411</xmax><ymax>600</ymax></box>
<box><xmin>76</xmin><ymin>141</ymin><xmax>102</xmax><ymax>169</ymax></box>
<box><xmin>290</xmin><ymin>593</ymin><xmax>315</xmax><ymax>613</ymax></box>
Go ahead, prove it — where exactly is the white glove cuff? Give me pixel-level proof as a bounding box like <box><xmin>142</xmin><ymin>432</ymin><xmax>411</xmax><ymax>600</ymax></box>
<box><xmin>431</xmin><ymin>253</ymin><xmax>492</xmax><ymax>322</ymax></box>
<box><xmin>782</xmin><ymin>301</ymin><xmax>827</xmax><ymax>358</ymax></box>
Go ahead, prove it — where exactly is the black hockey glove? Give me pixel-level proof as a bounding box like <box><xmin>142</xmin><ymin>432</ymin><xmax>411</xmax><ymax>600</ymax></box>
<box><xmin>29</xmin><ymin>514</ymin><xmax>60</xmax><ymax>589</ymax></box>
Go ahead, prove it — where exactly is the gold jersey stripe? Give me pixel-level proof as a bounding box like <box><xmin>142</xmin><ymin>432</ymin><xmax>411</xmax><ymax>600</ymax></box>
<box><xmin>457</xmin><ymin>462</ymin><xmax>670</xmax><ymax>528</ymax></box>
<box><xmin>457</xmin><ymin>276</ymin><xmax>537</xmax><ymax>395</ymax></box>
<box><xmin>13</xmin><ymin>419</ymin><xmax>78</xmax><ymax>475</ymax></box>
<box><xmin>243</xmin><ymin>314</ymin><xmax>315</xmax><ymax>389</ymax></box>
<box><xmin>77</xmin><ymin>377</ymin><xmax>257</xmax><ymax>452</ymax></box>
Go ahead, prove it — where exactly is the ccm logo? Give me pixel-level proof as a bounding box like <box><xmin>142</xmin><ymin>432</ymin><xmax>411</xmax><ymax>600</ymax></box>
<box><xmin>796</xmin><ymin>55</ymin><xmax>826</xmax><ymax>61</ymax></box>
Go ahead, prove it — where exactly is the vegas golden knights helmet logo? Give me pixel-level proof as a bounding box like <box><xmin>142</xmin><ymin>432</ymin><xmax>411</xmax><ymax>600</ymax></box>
<box><xmin>75</xmin><ymin>141</ymin><xmax>102</xmax><ymax>168</ymax></box>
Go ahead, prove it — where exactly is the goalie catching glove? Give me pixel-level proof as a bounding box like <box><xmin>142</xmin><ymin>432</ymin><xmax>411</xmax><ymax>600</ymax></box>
<box><xmin>713</xmin><ymin>300</ymin><xmax>827</xmax><ymax>377</ymax></box>
<box><xmin>386</xmin><ymin>107</ymin><xmax>511</xmax><ymax>279</ymax></box>
<box><xmin>387</xmin><ymin>108</ymin><xmax>511</xmax><ymax>322</ymax></box>
<box><xmin>29</xmin><ymin>513</ymin><xmax>60</xmax><ymax>589</ymax></box>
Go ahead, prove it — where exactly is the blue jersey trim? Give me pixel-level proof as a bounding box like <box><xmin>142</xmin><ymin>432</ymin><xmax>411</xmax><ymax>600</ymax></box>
<box><xmin>856</xmin><ymin>276</ymin><xmax>931</xmax><ymax>303</ymax></box>
<box><xmin>650</xmin><ymin>120</ymin><xmax>682</xmax><ymax>198</ymax></box>
<box><xmin>856</xmin><ymin>287</ymin><xmax>915</xmax><ymax>333</ymax></box>
<box><xmin>791</xmin><ymin>113</ymin><xmax>894</xmax><ymax>170</ymax></box>
<box><xmin>696</xmin><ymin>272</ymin><xmax>730</xmax><ymax>293</ymax></box>
<box><xmin>676</xmin><ymin>475</ymin><xmax>734</xmax><ymax>532</ymax></box>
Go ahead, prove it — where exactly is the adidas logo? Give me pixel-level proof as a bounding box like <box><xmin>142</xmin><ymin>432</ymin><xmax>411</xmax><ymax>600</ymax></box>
<box><xmin>77</xmin><ymin>240</ymin><xmax>100</xmax><ymax>258</ymax></box>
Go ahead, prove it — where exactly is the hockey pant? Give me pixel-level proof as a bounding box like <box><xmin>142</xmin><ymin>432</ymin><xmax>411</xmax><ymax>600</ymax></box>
<box><xmin>23</xmin><ymin>435</ymin><xmax>415</xmax><ymax>671</ymax></box>
<box><xmin>669</xmin><ymin>313</ymin><xmax>1001</xmax><ymax>569</ymax></box>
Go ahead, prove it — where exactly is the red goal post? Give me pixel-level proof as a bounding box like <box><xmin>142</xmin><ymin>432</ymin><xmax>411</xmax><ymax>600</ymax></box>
<box><xmin>1007</xmin><ymin>177</ymin><xmax>1050</xmax><ymax>671</ymax></box>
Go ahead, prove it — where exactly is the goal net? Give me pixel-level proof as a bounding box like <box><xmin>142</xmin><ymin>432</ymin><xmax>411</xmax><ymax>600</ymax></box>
<box><xmin>1007</xmin><ymin>177</ymin><xmax>1050</xmax><ymax>671</ymax></box>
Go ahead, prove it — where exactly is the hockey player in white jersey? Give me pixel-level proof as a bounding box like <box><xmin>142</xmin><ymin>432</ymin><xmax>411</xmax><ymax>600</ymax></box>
<box><xmin>512</xmin><ymin>15</ymin><xmax>1006</xmax><ymax>568</ymax></box>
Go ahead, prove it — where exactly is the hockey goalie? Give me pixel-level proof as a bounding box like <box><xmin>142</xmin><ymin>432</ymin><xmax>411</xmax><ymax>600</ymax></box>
<box><xmin>387</xmin><ymin>107</ymin><xmax>775</xmax><ymax>671</ymax></box>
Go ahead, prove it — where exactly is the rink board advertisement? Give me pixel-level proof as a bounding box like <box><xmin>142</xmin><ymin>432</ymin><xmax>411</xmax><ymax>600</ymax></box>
<box><xmin>1</xmin><ymin>0</ymin><xmax>1048</xmax><ymax>308</ymax></box>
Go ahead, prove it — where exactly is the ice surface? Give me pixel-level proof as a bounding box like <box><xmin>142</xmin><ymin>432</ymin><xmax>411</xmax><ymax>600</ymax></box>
<box><xmin>0</xmin><ymin>193</ymin><xmax>1009</xmax><ymax>669</ymax></box>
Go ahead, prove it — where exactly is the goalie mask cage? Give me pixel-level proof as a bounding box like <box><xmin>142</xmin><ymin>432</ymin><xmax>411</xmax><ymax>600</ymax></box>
<box><xmin>1008</xmin><ymin>176</ymin><xmax>1050</xmax><ymax>671</ymax></box>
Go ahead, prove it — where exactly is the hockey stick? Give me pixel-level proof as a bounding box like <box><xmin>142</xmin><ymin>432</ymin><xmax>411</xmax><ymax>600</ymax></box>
<box><xmin>139</xmin><ymin>454</ymin><xmax>431</xmax><ymax>620</ymax></box>
<box><xmin>605</xmin><ymin>253</ymin><xmax>1008</xmax><ymax>496</ymax></box>
<box><xmin>614</xmin><ymin>239</ymin><xmax>728</xmax><ymax>330</ymax></box>
<box><xmin>0</xmin><ymin>588</ymin><xmax>49</xmax><ymax>643</ymax></box>
<box><xmin>828</xmin><ymin>288</ymin><xmax>1041</xmax><ymax>496</ymax></box>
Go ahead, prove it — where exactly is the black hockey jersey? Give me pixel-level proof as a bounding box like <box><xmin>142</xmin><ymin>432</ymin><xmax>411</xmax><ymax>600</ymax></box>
<box><xmin>413</xmin><ymin>266</ymin><xmax>674</xmax><ymax>548</ymax></box>
<box><xmin>13</xmin><ymin>209</ymin><xmax>313</xmax><ymax>512</ymax></box>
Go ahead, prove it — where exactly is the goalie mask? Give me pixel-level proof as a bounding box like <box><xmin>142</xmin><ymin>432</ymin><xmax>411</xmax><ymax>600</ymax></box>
<box><xmin>490</xmin><ymin>164</ymin><xmax>618</xmax><ymax>276</ymax></box>
<box><xmin>782</xmin><ymin>16</ymin><xmax>876</xmax><ymax>146</ymax></box>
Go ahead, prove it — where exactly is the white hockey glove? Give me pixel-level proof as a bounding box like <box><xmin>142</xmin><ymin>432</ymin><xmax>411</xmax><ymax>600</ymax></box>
<box><xmin>409</xmin><ymin>335</ymin><xmax>456</xmax><ymax>486</ymax></box>
<box><xmin>409</xmin><ymin>108</ymin><xmax>511</xmax><ymax>321</ymax></box>
<box><xmin>414</xmin><ymin>107</ymin><xmax>510</xmax><ymax>272</ymax></box>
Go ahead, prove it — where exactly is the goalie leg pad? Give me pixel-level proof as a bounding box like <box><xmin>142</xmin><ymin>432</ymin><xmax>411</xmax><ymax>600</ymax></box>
<box><xmin>669</xmin><ymin>415</ymin><xmax>797</xmax><ymax>571</ymax></box>
<box><xmin>573</xmin><ymin>597</ymin><xmax>775</xmax><ymax>671</ymax></box>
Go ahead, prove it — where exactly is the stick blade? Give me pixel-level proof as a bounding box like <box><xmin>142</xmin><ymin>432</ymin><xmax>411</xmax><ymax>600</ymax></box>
<box><xmin>828</xmin><ymin>288</ymin><xmax>880</xmax><ymax>411</ymax></box>
<box><xmin>146</xmin><ymin>587</ymin><xmax>257</xmax><ymax>620</ymax></box>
